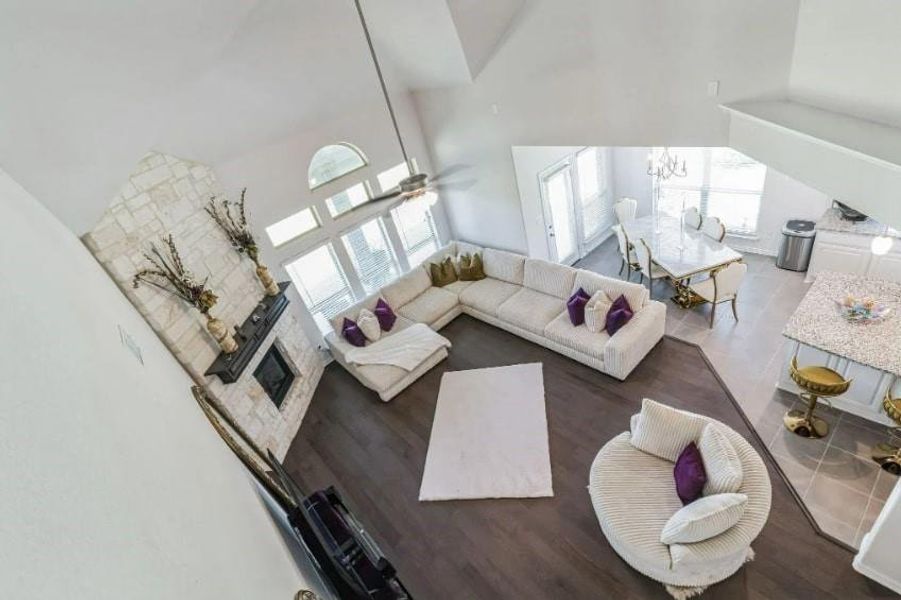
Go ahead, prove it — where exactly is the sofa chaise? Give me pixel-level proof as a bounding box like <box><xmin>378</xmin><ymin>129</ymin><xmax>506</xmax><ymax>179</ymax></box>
<box><xmin>325</xmin><ymin>240</ymin><xmax>666</xmax><ymax>400</ymax></box>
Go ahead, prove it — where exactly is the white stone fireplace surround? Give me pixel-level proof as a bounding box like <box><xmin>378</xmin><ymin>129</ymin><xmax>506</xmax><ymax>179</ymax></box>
<box><xmin>84</xmin><ymin>152</ymin><xmax>323</xmax><ymax>457</ymax></box>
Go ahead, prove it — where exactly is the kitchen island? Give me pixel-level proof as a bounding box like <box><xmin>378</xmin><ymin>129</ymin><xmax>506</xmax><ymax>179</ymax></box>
<box><xmin>779</xmin><ymin>271</ymin><xmax>901</xmax><ymax>425</ymax></box>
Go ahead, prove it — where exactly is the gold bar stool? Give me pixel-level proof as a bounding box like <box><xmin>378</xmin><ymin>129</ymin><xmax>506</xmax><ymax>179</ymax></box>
<box><xmin>872</xmin><ymin>391</ymin><xmax>901</xmax><ymax>475</ymax></box>
<box><xmin>783</xmin><ymin>356</ymin><xmax>851</xmax><ymax>439</ymax></box>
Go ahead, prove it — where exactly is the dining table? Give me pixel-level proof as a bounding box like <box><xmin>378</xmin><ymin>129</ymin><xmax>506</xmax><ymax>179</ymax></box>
<box><xmin>621</xmin><ymin>214</ymin><xmax>744</xmax><ymax>307</ymax></box>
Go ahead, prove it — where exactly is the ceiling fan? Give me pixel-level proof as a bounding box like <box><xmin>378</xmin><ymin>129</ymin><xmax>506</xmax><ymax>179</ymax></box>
<box><xmin>353</xmin><ymin>0</ymin><xmax>471</xmax><ymax>207</ymax></box>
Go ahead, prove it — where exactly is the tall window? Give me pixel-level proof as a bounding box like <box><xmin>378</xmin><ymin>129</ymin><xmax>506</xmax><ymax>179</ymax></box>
<box><xmin>285</xmin><ymin>243</ymin><xmax>355</xmax><ymax>333</ymax></box>
<box><xmin>376</xmin><ymin>159</ymin><xmax>417</xmax><ymax>191</ymax></box>
<box><xmin>574</xmin><ymin>147</ymin><xmax>609</xmax><ymax>243</ymax></box>
<box><xmin>341</xmin><ymin>218</ymin><xmax>400</xmax><ymax>295</ymax></box>
<box><xmin>265</xmin><ymin>207</ymin><xmax>319</xmax><ymax>247</ymax></box>
<box><xmin>308</xmin><ymin>143</ymin><xmax>367</xmax><ymax>189</ymax></box>
<box><xmin>391</xmin><ymin>201</ymin><xmax>440</xmax><ymax>267</ymax></box>
<box><xmin>654</xmin><ymin>147</ymin><xmax>766</xmax><ymax>236</ymax></box>
<box><xmin>325</xmin><ymin>182</ymin><xmax>370</xmax><ymax>218</ymax></box>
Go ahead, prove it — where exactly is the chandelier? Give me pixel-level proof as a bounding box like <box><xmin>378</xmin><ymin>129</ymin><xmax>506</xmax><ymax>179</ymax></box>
<box><xmin>647</xmin><ymin>147</ymin><xmax>687</xmax><ymax>181</ymax></box>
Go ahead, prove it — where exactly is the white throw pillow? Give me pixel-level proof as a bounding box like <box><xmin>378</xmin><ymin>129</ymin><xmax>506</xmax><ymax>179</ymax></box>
<box><xmin>357</xmin><ymin>308</ymin><xmax>381</xmax><ymax>343</ymax></box>
<box><xmin>698</xmin><ymin>423</ymin><xmax>743</xmax><ymax>495</ymax></box>
<box><xmin>629</xmin><ymin>398</ymin><xmax>708</xmax><ymax>462</ymax></box>
<box><xmin>584</xmin><ymin>290</ymin><xmax>612</xmax><ymax>333</ymax></box>
<box><xmin>660</xmin><ymin>493</ymin><xmax>748</xmax><ymax>544</ymax></box>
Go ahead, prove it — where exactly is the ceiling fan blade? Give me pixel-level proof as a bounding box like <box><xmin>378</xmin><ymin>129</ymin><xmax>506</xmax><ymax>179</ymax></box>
<box><xmin>430</xmin><ymin>164</ymin><xmax>471</xmax><ymax>183</ymax></box>
<box><xmin>432</xmin><ymin>178</ymin><xmax>476</xmax><ymax>193</ymax></box>
<box><xmin>370</xmin><ymin>187</ymin><xmax>402</xmax><ymax>202</ymax></box>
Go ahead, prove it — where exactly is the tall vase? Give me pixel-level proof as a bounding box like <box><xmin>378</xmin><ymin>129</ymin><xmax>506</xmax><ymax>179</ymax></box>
<box><xmin>256</xmin><ymin>263</ymin><xmax>280</xmax><ymax>296</ymax></box>
<box><xmin>206</xmin><ymin>313</ymin><xmax>238</xmax><ymax>354</ymax></box>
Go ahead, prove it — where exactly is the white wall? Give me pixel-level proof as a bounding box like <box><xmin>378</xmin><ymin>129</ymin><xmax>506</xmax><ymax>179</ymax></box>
<box><xmin>414</xmin><ymin>0</ymin><xmax>801</xmax><ymax>252</ymax></box>
<box><xmin>790</xmin><ymin>0</ymin><xmax>901</xmax><ymax>127</ymax></box>
<box><xmin>728</xmin><ymin>168</ymin><xmax>829</xmax><ymax>256</ymax></box>
<box><xmin>0</xmin><ymin>167</ymin><xmax>313</xmax><ymax>598</ymax></box>
<box><xmin>611</xmin><ymin>147</ymin><xmax>654</xmax><ymax>218</ymax></box>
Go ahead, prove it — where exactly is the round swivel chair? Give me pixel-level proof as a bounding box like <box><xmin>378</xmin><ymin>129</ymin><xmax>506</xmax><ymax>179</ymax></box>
<box><xmin>784</xmin><ymin>356</ymin><xmax>851</xmax><ymax>439</ymax></box>
<box><xmin>872</xmin><ymin>391</ymin><xmax>901</xmax><ymax>475</ymax></box>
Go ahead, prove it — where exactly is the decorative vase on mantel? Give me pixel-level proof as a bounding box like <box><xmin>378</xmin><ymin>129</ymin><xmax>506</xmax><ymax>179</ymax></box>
<box><xmin>255</xmin><ymin>262</ymin><xmax>280</xmax><ymax>297</ymax></box>
<box><xmin>204</xmin><ymin>311</ymin><xmax>238</xmax><ymax>354</ymax></box>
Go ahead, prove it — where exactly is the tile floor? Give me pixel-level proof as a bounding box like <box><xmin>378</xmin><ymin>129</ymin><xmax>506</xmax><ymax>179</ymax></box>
<box><xmin>577</xmin><ymin>236</ymin><xmax>899</xmax><ymax>548</ymax></box>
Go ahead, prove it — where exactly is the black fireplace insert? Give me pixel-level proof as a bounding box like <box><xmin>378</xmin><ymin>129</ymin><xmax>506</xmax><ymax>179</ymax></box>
<box><xmin>253</xmin><ymin>344</ymin><xmax>295</xmax><ymax>409</ymax></box>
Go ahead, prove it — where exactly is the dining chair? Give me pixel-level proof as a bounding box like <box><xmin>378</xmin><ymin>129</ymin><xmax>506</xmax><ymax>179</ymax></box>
<box><xmin>688</xmin><ymin>261</ymin><xmax>747</xmax><ymax>327</ymax></box>
<box><xmin>701</xmin><ymin>216</ymin><xmax>726</xmax><ymax>242</ymax></box>
<box><xmin>613</xmin><ymin>224</ymin><xmax>640</xmax><ymax>280</ymax></box>
<box><xmin>684</xmin><ymin>206</ymin><xmax>702</xmax><ymax>230</ymax></box>
<box><xmin>632</xmin><ymin>238</ymin><xmax>668</xmax><ymax>296</ymax></box>
<box><xmin>613</xmin><ymin>197</ymin><xmax>638</xmax><ymax>224</ymax></box>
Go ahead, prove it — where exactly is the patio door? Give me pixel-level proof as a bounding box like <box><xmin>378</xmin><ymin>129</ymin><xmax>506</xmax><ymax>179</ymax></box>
<box><xmin>539</xmin><ymin>161</ymin><xmax>579</xmax><ymax>264</ymax></box>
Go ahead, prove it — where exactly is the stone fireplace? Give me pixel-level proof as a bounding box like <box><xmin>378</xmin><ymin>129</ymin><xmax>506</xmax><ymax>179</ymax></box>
<box><xmin>83</xmin><ymin>151</ymin><xmax>323</xmax><ymax>457</ymax></box>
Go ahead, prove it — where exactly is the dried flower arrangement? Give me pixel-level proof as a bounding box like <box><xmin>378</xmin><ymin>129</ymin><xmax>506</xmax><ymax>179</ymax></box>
<box><xmin>206</xmin><ymin>188</ymin><xmax>280</xmax><ymax>295</ymax></box>
<box><xmin>133</xmin><ymin>235</ymin><xmax>237</xmax><ymax>353</ymax></box>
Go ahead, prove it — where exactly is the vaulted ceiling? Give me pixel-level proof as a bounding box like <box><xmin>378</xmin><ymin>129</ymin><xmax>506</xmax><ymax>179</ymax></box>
<box><xmin>0</xmin><ymin>0</ymin><xmax>525</xmax><ymax>233</ymax></box>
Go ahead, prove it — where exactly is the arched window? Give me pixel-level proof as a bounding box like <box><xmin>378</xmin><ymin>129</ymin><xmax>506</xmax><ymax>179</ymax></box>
<box><xmin>308</xmin><ymin>143</ymin><xmax>368</xmax><ymax>189</ymax></box>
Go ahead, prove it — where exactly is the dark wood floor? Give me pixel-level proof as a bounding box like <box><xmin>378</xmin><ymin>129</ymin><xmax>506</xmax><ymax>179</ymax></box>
<box><xmin>285</xmin><ymin>316</ymin><xmax>896</xmax><ymax>599</ymax></box>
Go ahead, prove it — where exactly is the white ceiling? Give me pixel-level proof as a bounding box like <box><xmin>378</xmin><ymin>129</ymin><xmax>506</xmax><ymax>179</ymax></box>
<box><xmin>0</xmin><ymin>0</ymin><xmax>524</xmax><ymax>233</ymax></box>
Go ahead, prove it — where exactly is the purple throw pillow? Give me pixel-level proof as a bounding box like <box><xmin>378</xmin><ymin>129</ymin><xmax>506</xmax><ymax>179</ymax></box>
<box><xmin>567</xmin><ymin>287</ymin><xmax>591</xmax><ymax>326</ymax></box>
<box><xmin>674</xmin><ymin>442</ymin><xmax>707</xmax><ymax>505</ymax></box>
<box><xmin>605</xmin><ymin>294</ymin><xmax>634</xmax><ymax>335</ymax></box>
<box><xmin>374</xmin><ymin>298</ymin><xmax>397</xmax><ymax>332</ymax></box>
<box><xmin>341</xmin><ymin>317</ymin><xmax>367</xmax><ymax>347</ymax></box>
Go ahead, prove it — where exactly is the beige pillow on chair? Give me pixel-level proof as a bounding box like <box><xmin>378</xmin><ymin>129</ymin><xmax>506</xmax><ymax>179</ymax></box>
<box><xmin>356</xmin><ymin>308</ymin><xmax>381</xmax><ymax>343</ymax></box>
<box><xmin>660</xmin><ymin>493</ymin><xmax>748</xmax><ymax>544</ymax></box>
<box><xmin>584</xmin><ymin>290</ymin><xmax>612</xmax><ymax>333</ymax></box>
<box><xmin>698</xmin><ymin>423</ymin><xmax>743</xmax><ymax>495</ymax></box>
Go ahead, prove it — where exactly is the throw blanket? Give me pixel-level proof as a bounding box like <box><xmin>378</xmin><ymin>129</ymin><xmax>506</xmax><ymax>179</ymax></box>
<box><xmin>346</xmin><ymin>323</ymin><xmax>451</xmax><ymax>371</ymax></box>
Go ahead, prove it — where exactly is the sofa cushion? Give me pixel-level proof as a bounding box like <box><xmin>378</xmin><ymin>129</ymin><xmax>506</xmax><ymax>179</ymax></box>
<box><xmin>699</xmin><ymin>424</ymin><xmax>744</xmax><ymax>496</ymax></box>
<box><xmin>573</xmin><ymin>270</ymin><xmax>648</xmax><ymax>312</ymax></box>
<box><xmin>524</xmin><ymin>258</ymin><xmax>577</xmax><ymax>299</ymax></box>
<box><xmin>660</xmin><ymin>493</ymin><xmax>748</xmax><ymax>544</ymax></box>
<box><xmin>497</xmin><ymin>288</ymin><xmax>566</xmax><ymax>334</ymax></box>
<box><xmin>429</xmin><ymin>257</ymin><xmax>458</xmax><ymax>287</ymax></box>
<box><xmin>356</xmin><ymin>309</ymin><xmax>381</xmax><ymax>343</ymax></box>
<box><xmin>674</xmin><ymin>442</ymin><xmax>707</xmax><ymax>505</ymax></box>
<box><xmin>630</xmin><ymin>399</ymin><xmax>708</xmax><ymax>463</ymax></box>
<box><xmin>341</xmin><ymin>318</ymin><xmax>367</xmax><ymax>347</ymax></box>
<box><xmin>567</xmin><ymin>287</ymin><xmax>591</xmax><ymax>325</ymax></box>
<box><xmin>457</xmin><ymin>252</ymin><xmax>486</xmax><ymax>281</ymax></box>
<box><xmin>585</xmin><ymin>290</ymin><xmax>612</xmax><ymax>333</ymax></box>
<box><xmin>396</xmin><ymin>287</ymin><xmax>459</xmax><ymax>325</ymax></box>
<box><xmin>442</xmin><ymin>279</ymin><xmax>474</xmax><ymax>297</ymax></box>
<box><xmin>606</xmin><ymin>294</ymin><xmax>635</xmax><ymax>335</ymax></box>
<box><xmin>374</xmin><ymin>298</ymin><xmax>397</xmax><ymax>331</ymax></box>
<box><xmin>330</xmin><ymin>293</ymin><xmax>381</xmax><ymax>335</ymax></box>
<box><xmin>543</xmin><ymin>311</ymin><xmax>610</xmax><ymax>359</ymax></box>
<box><xmin>482</xmin><ymin>248</ymin><xmax>526</xmax><ymax>285</ymax></box>
<box><xmin>381</xmin><ymin>267</ymin><xmax>432</xmax><ymax>309</ymax></box>
<box><xmin>458</xmin><ymin>278</ymin><xmax>521</xmax><ymax>316</ymax></box>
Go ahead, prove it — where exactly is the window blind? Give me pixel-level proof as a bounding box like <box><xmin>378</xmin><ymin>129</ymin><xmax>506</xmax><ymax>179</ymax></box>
<box><xmin>325</xmin><ymin>183</ymin><xmax>370</xmax><ymax>218</ymax></box>
<box><xmin>575</xmin><ymin>147</ymin><xmax>611</xmax><ymax>243</ymax></box>
<box><xmin>285</xmin><ymin>243</ymin><xmax>355</xmax><ymax>333</ymax></box>
<box><xmin>391</xmin><ymin>200</ymin><xmax>440</xmax><ymax>267</ymax></box>
<box><xmin>341</xmin><ymin>218</ymin><xmax>401</xmax><ymax>295</ymax></box>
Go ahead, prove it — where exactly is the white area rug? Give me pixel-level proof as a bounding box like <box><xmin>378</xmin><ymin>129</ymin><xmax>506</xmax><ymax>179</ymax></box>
<box><xmin>419</xmin><ymin>363</ymin><xmax>554</xmax><ymax>501</ymax></box>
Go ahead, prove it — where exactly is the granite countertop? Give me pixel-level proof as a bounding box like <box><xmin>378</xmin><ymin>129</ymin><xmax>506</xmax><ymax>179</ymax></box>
<box><xmin>816</xmin><ymin>207</ymin><xmax>901</xmax><ymax>238</ymax></box>
<box><xmin>783</xmin><ymin>271</ymin><xmax>901</xmax><ymax>376</ymax></box>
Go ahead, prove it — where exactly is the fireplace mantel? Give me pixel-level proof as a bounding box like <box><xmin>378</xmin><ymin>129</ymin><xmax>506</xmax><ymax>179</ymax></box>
<box><xmin>205</xmin><ymin>282</ymin><xmax>291</xmax><ymax>384</ymax></box>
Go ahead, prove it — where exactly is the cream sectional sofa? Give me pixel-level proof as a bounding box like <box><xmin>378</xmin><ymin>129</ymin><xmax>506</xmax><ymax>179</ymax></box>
<box><xmin>324</xmin><ymin>240</ymin><xmax>666</xmax><ymax>401</ymax></box>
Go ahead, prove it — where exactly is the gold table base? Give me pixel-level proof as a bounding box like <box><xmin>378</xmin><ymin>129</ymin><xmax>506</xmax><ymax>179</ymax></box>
<box><xmin>671</xmin><ymin>279</ymin><xmax>706</xmax><ymax>309</ymax></box>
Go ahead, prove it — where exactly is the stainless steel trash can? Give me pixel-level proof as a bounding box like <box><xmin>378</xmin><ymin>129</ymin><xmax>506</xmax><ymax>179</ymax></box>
<box><xmin>776</xmin><ymin>219</ymin><xmax>816</xmax><ymax>271</ymax></box>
